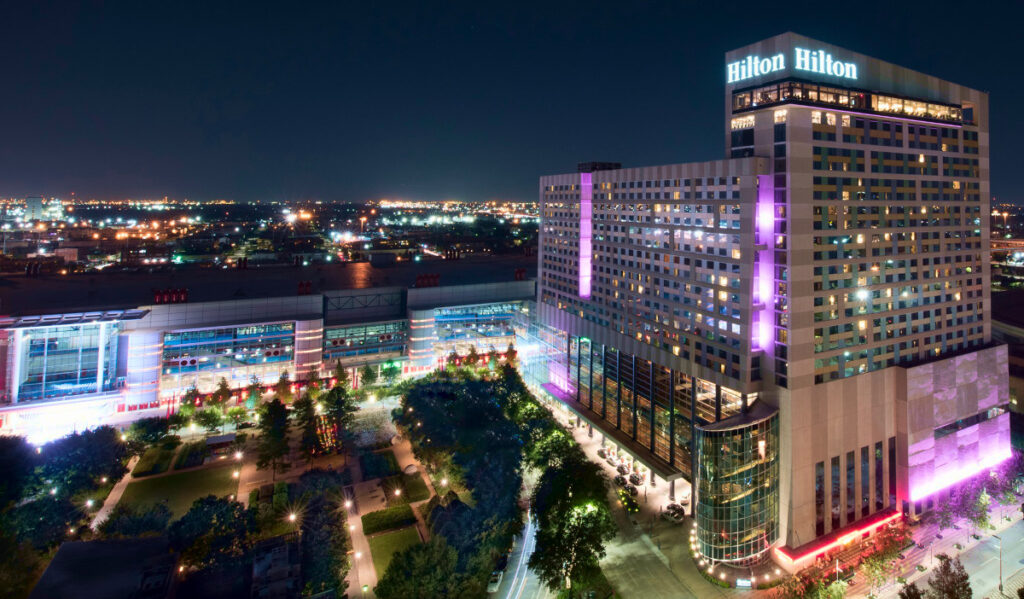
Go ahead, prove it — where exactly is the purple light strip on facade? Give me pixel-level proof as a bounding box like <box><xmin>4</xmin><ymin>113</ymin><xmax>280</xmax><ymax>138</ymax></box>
<box><xmin>753</xmin><ymin>175</ymin><xmax>774</xmax><ymax>351</ymax></box>
<box><xmin>579</xmin><ymin>172</ymin><xmax>593</xmax><ymax>299</ymax></box>
<box><xmin>909</xmin><ymin>444</ymin><xmax>1012</xmax><ymax>501</ymax></box>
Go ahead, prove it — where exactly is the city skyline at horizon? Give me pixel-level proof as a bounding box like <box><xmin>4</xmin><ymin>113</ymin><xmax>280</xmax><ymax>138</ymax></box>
<box><xmin>2</xmin><ymin>2</ymin><xmax>1022</xmax><ymax>204</ymax></box>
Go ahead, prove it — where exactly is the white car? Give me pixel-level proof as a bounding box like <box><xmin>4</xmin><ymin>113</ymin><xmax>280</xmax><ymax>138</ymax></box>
<box><xmin>487</xmin><ymin>570</ymin><xmax>503</xmax><ymax>593</ymax></box>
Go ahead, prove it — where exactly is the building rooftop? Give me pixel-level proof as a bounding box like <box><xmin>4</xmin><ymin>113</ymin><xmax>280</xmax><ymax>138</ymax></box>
<box><xmin>0</xmin><ymin>255</ymin><xmax>536</xmax><ymax>316</ymax></box>
<box><xmin>992</xmin><ymin>289</ymin><xmax>1024</xmax><ymax>330</ymax></box>
<box><xmin>30</xmin><ymin>537</ymin><xmax>177</xmax><ymax>599</ymax></box>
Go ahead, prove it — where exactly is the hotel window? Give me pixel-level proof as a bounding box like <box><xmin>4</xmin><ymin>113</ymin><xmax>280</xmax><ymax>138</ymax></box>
<box><xmin>861</xmin><ymin>446</ymin><xmax>870</xmax><ymax>519</ymax></box>
<box><xmin>811</xmin><ymin>111</ymin><xmax>822</xmax><ymax>125</ymax></box>
<box><xmin>815</xmin><ymin>461</ymin><xmax>825</xmax><ymax>536</ymax></box>
<box><xmin>846</xmin><ymin>450</ymin><xmax>855</xmax><ymax>524</ymax></box>
<box><xmin>875</xmin><ymin>441</ymin><xmax>884</xmax><ymax>511</ymax></box>
<box><xmin>774</xmin><ymin>109</ymin><xmax>787</xmax><ymax>124</ymax></box>
<box><xmin>888</xmin><ymin>436</ymin><xmax>897</xmax><ymax>508</ymax></box>
<box><xmin>831</xmin><ymin>455</ymin><xmax>840</xmax><ymax>530</ymax></box>
<box><xmin>842</xmin><ymin>114</ymin><xmax>851</xmax><ymax>128</ymax></box>
<box><xmin>731</xmin><ymin>115</ymin><xmax>755</xmax><ymax>130</ymax></box>
<box><xmin>826</xmin><ymin>112</ymin><xmax>837</xmax><ymax>126</ymax></box>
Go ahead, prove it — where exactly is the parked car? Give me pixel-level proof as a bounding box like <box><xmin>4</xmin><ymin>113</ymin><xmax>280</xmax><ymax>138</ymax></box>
<box><xmin>628</xmin><ymin>473</ymin><xmax>643</xmax><ymax>486</ymax></box>
<box><xmin>616</xmin><ymin>464</ymin><xmax>630</xmax><ymax>475</ymax></box>
<box><xmin>487</xmin><ymin>571</ymin><xmax>503</xmax><ymax>593</ymax></box>
<box><xmin>625</xmin><ymin>484</ymin><xmax>639</xmax><ymax>497</ymax></box>
<box><xmin>613</xmin><ymin>475</ymin><xmax>627</xmax><ymax>487</ymax></box>
<box><xmin>666</xmin><ymin>503</ymin><xmax>687</xmax><ymax>515</ymax></box>
<box><xmin>661</xmin><ymin>510</ymin><xmax>685</xmax><ymax>524</ymax></box>
<box><xmin>596</xmin><ymin>448</ymin><xmax>607</xmax><ymax>459</ymax></box>
<box><xmin>605</xmin><ymin>456</ymin><xmax>617</xmax><ymax>466</ymax></box>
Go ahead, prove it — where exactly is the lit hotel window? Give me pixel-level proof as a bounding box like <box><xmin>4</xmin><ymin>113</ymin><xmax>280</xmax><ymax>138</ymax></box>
<box><xmin>811</xmin><ymin>111</ymin><xmax>822</xmax><ymax>124</ymax></box>
<box><xmin>774</xmin><ymin>109</ymin><xmax>787</xmax><ymax>123</ymax></box>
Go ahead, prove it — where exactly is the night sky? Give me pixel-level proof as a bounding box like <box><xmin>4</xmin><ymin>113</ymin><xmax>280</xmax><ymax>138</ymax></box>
<box><xmin>1</xmin><ymin>1</ymin><xmax>1019</xmax><ymax>203</ymax></box>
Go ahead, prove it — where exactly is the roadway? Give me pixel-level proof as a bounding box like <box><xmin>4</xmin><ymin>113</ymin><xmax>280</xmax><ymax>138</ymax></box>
<box><xmin>495</xmin><ymin>515</ymin><xmax>552</xmax><ymax>599</ymax></box>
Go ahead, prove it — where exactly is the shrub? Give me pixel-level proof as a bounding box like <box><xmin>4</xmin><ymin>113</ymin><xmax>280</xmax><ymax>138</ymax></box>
<box><xmin>402</xmin><ymin>473</ymin><xmax>430</xmax><ymax>502</ymax></box>
<box><xmin>248</xmin><ymin>489</ymin><xmax>260</xmax><ymax>505</ymax></box>
<box><xmin>132</xmin><ymin>446</ymin><xmax>174</xmax><ymax>477</ymax></box>
<box><xmin>361</xmin><ymin>504</ymin><xmax>416</xmax><ymax>535</ymax></box>
<box><xmin>173</xmin><ymin>441</ymin><xmax>210</xmax><ymax>470</ymax></box>
<box><xmin>272</xmin><ymin>483</ymin><xmax>289</xmax><ymax>512</ymax></box>
<box><xmin>360</xmin><ymin>450</ymin><xmax>401</xmax><ymax>480</ymax></box>
<box><xmin>160</xmin><ymin>435</ymin><xmax>182</xmax><ymax>450</ymax></box>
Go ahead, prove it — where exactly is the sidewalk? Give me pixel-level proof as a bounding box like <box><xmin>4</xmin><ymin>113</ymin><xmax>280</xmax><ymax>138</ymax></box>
<box><xmin>865</xmin><ymin>507</ymin><xmax>1024</xmax><ymax>599</ymax></box>
<box><xmin>90</xmin><ymin>455</ymin><xmax>139</xmax><ymax>529</ymax></box>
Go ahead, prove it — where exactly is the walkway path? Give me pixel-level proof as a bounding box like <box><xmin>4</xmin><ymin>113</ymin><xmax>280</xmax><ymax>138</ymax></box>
<box><xmin>858</xmin><ymin>507</ymin><xmax>1024</xmax><ymax>599</ymax></box>
<box><xmin>90</xmin><ymin>455</ymin><xmax>139</xmax><ymax>529</ymax></box>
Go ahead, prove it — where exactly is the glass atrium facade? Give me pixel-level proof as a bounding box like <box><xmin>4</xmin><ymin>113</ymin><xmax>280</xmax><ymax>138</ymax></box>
<box><xmin>15</xmin><ymin>322</ymin><xmax>121</xmax><ymax>402</ymax></box>
<box><xmin>695</xmin><ymin>407</ymin><xmax>779</xmax><ymax>564</ymax></box>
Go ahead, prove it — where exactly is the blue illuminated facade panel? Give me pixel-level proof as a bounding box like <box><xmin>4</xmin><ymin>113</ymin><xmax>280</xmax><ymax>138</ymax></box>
<box><xmin>162</xmin><ymin>323</ymin><xmax>295</xmax><ymax>375</ymax></box>
<box><xmin>15</xmin><ymin>322</ymin><xmax>120</xmax><ymax>402</ymax></box>
<box><xmin>323</xmin><ymin>321</ymin><xmax>407</xmax><ymax>361</ymax></box>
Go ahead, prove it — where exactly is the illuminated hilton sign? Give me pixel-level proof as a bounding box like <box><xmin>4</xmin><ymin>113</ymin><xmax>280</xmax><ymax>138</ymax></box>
<box><xmin>726</xmin><ymin>47</ymin><xmax>858</xmax><ymax>84</ymax></box>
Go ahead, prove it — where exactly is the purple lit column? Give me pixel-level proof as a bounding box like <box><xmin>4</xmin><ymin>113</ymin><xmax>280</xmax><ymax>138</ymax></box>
<box><xmin>753</xmin><ymin>175</ymin><xmax>774</xmax><ymax>351</ymax></box>
<box><xmin>579</xmin><ymin>172</ymin><xmax>593</xmax><ymax>299</ymax></box>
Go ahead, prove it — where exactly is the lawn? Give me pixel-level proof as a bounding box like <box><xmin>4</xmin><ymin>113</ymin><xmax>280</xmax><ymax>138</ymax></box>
<box><xmin>132</xmin><ymin>446</ymin><xmax>177</xmax><ymax>477</ymax></box>
<box><xmin>120</xmin><ymin>464</ymin><xmax>239</xmax><ymax>519</ymax></box>
<box><xmin>360</xmin><ymin>450</ymin><xmax>400</xmax><ymax>480</ymax></box>
<box><xmin>367</xmin><ymin>526</ymin><xmax>421</xmax><ymax>578</ymax></box>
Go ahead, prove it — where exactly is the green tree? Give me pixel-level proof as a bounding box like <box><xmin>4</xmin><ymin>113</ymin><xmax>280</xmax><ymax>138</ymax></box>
<box><xmin>505</xmin><ymin>342</ymin><xmax>517</xmax><ymax>365</ymax></box>
<box><xmin>126</xmin><ymin>416</ymin><xmax>171</xmax><ymax>445</ymax></box>
<box><xmin>934</xmin><ymin>496</ymin><xmax>956</xmax><ymax>533</ymax></box>
<box><xmin>813</xmin><ymin>580</ymin><xmax>847</xmax><ymax>599</ymax></box>
<box><xmin>37</xmin><ymin>426</ymin><xmax>128</xmax><ymax>498</ymax></box>
<box><xmin>256</xmin><ymin>398</ymin><xmax>290</xmax><ymax>479</ymax></box>
<box><xmin>529</xmin><ymin>458</ymin><xmax>617</xmax><ymax>593</ymax></box>
<box><xmin>209</xmin><ymin>377</ymin><xmax>233</xmax><ymax>412</ymax></box>
<box><xmin>375</xmin><ymin>537</ymin><xmax>462</xmax><ymax>598</ymax></box>
<box><xmin>486</xmin><ymin>349</ymin><xmax>499</xmax><ymax>370</ymax></box>
<box><xmin>306</xmin><ymin>370</ymin><xmax>323</xmax><ymax>396</ymax></box>
<box><xmin>464</xmin><ymin>345</ymin><xmax>479</xmax><ymax>367</ymax></box>
<box><xmin>226</xmin><ymin>406</ymin><xmax>247</xmax><ymax>428</ymax></box>
<box><xmin>195</xmin><ymin>408</ymin><xmax>224</xmax><ymax>433</ymax></box>
<box><xmin>98</xmin><ymin>503</ymin><xmax>172</xmax><ymax>538</ymax></box>
<box><xmin>381</xmin><ymin>361</ymin><xmax>401</xmax><ymax>385</ymax></box>
<box><xmin>0</xmin><ymin>530</ymin><xmax>41</xmax><ymax>598</ymax></box>
<box><xmin>274</xmin><ymin>371</ymin><xmax>293</xmax><ymax>403</ymax></box>
<box><xmin>168</xmin><ymin>495</ymin><xmax>254</xmax><ymax>567</ymax></box>
<box><xmin>0</xmin><ymin>435</ymin><xmax>37</xmax><ymax>509</ymax></box>
<box><xmin>898</xmin><ymin>582</ymin><xmax>926</xmax><ymax>599</ymax></box>
<box><xmin>321</xmin><ymin>385</ymin><xmax>358</xmax><ymax>448</ymax></box>
<box><xmin>181</xmin><ymin>385</ymin><xmax>202</xmax><ymax>409</ymax></box>
<box><xmin>246</xmin><ymin>374</ymin><xmax>263</xmax><ymax>410</ymax></box>
<box><xmin>861</xmin><ymin>551</ymin><xmax>898</xmax><ymax>597</ymax></box>
<box><xmin>332</xmin><ymin>360</ymin><xmax>350</xmax><ymax>390</ymax></box>
<box><xmin>293</xmin><ymin>393</ymin><xmax>321</xmax><ymax>463</ymax></box>
<box><xmin>928</xmin><ymin>554</ymin><xmax>971</xmax><ymax>599</ymax></box>
<box><xmin>167</xmin><ymin>411</ymin><xmax>188</xmax><ymax>433</ymax></box>
<box><xmin>967</xmin><ymin>488</ymin><xmax>992</xmax><ymax>535</ymax></box>
<box><xmin>359</xmin><ymin>363</ymin><xmax>378</xmax><ymax>388</ymax></box>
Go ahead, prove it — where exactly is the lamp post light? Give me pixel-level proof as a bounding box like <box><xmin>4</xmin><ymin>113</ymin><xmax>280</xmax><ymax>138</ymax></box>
<box><xmin>994</xmin><ymin>534</ymin><xmax>1003</xmax><ymax>593</ymax></box>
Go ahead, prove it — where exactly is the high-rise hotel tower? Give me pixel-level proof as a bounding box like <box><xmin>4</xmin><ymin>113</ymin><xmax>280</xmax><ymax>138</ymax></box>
<box><xmin>534</xmin><ymin>33</ymin><xmax>1008</xmax><ymax>568</ymax></box>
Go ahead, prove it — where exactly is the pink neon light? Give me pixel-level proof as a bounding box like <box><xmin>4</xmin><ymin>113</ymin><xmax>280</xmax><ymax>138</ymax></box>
<box><xmin>909</xmin><ymin>447</ymin><xmax>1012</xmax><ymax>501</ymax></box>
<box><xmin>579</xmin><ymin>172</ymin><xmax>592</xmax><ymax>299</ymax></box>
<box><xmin>547</xmin><ymin>362</ymin><xmax>571</xmax><ymax>394</ymax></box>
<box><xmin>753</xmin><ymin>174</ymin><xmax>774</xmax><ymax>350</ymax></box>
<box><xmin>774</xmin><ymin>511</ymin><xmax>902</xmax><ymax>565</ymax></box>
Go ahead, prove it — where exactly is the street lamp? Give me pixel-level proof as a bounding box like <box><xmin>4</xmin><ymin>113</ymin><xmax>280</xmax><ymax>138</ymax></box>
<box><xmin>288</xmin><ymin>513</ymin><xmax>297</xmax><ymax>523</ymax></box>
<box><xmin>994</xmin><ymin>534</ymin><xmax>1003</xmax><ymax>593</ymax></box>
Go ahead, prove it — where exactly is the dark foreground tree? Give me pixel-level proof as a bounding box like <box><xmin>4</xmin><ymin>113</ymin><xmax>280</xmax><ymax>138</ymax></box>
<box><xmin>275</xmin><ymin>370</ymin><xmax>293</xmax><ymax>403</ymax></box>
<box><xmin>375</xmin><ymin>537</ymin><xmax>462</xmax><ymax>599</ymax></box>
<box><xmin>898</xmin><ymin>582</ymin><xmax>926</xmax><ymax>599</ymax></box>
<box><xmin>98</xmin><ymin>503</ymin><xmax>172</xmax><ymax>538</ymax></box>
<box><xmin>359</xmin><ymin>363</ymin><xmax>378</xmax><ymax>387</ymax></box>
<box><xmin>321</xmin><ymin>385</ymin><xmax>358</xmax><ymax>436</ymax></box>
<box><xmin>256</xmin><ymin>398</ymin><xmax>290</xmax><ymax>479</ymax></box>
<box><xmin>0</xmin><ymin>435</ymin><xmax>36</xmax><ymax>509</ymax></box>
<box><xmin>293</xmin><ymin>392</ymin><xmax>321</xmax><ymax>462</ymax></box>
<box><xmin>928</xmin><ymin>554</ymin><xmax>972</xmax><ymax>599</ymax></box>
<box><xmin>0</xmin><ymin>530</ymin><xmax>41</xmax><ymax>598</ymax></box>
<box><xmin>530</xmin><ymin>458</ymin><xmax>617</xmax><ymax>593</ymax></box>
<box><xmin>168</xmin><ymin>495</ymin><xmax>254</xmax><ymax>567</ymax></box>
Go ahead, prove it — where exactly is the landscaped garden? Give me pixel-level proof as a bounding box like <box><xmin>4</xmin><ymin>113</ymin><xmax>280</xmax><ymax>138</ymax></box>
<box><xmin>368</xmin><ymin>527</ymin><xmax>421</xmax><ymax>577</ymax></box>
<box><xmin>120</xmin><ymin>463</ymin><xmax>239</xmax><ymax>518</ymax></box>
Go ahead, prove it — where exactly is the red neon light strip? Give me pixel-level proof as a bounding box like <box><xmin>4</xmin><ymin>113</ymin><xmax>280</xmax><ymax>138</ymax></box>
<box><xmin>774</xmin><ymin>511</ymin><xmax>901</xmax><ymax>564</ymax></box>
